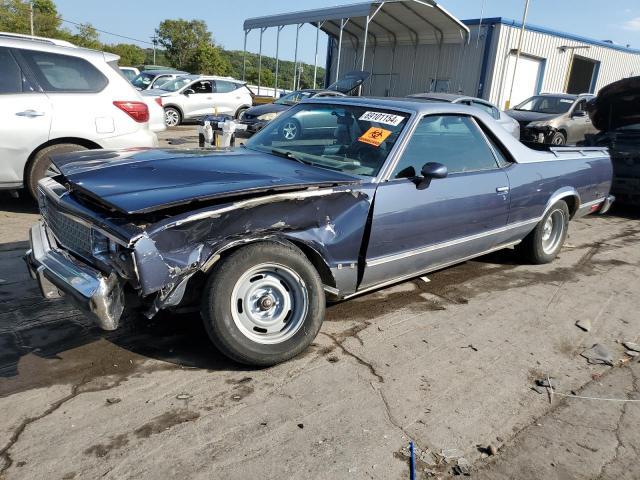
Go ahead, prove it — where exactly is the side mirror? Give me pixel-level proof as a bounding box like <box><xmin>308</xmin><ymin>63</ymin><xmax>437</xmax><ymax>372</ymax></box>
<box><xmin>184</xmin><ymin>89</ymin><xmax>195</xmax><ymax>96</ymax></box>
<box><xmin>417</xmin><ymin>162</ymin><xmax>448</xmax><ymax>190</ymax></box>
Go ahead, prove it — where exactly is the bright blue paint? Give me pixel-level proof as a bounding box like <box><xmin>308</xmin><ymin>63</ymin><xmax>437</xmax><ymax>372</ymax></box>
<box><xmin>589</xmin><ymin>61</ymin><xmax>601</xmax><ymax>93</ymax></box>
<box><xmin>464</xmin><ymin>18</ymin><xmax>640</xmax><ymax>55</ymax></box>
<box><xmin>477</xmin><ymin>23</ymin><xmax>495</xmax><ymax>99</ymax></box>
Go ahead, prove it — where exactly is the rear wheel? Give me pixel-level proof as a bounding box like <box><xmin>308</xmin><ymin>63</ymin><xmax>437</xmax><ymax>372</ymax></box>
<box><xmin>235</xmin><ymin>107</ymin><xmax>248</xmax><ymax>120</ymax></box>
<box><xmin>27</xmin><ymin>143</ymin><xmax>87</xmax><ymax>198</ymax></box>
<box><xmin>201</xmin><ymin>242</ymin><xmax>325</xmax><ymax>366</ymax></box>
<box><xmin>516</xmin><ymin>200</ymin><xmax>569</xmax><ymax>264</ymax></box>
<box><xmin>164</xmin><ymin>107</ymin><xmax>181</xmax><ymax>127</ymax></box>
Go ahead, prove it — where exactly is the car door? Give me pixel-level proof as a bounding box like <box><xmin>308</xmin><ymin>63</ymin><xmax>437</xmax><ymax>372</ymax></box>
<box><xmin>567</xmin><ymin>99</ymin><xmax>593</xmax><ymax>143</ymax></box>
<box><xmin>183</xmin><ymin>80</ymin><xmax>214</xmax><ymax>118</ymax></box>
<box><xmin>0</xmin><ymin>47</ymin><xmax>52</xmax><ymax>189</ymax></box>
<box><xmin>210</xmin><ymin>80</ymin><xmax>244</xmax><ymax>116</ymax></box>
<box><xmin>361</xmin><ymin>114</ymin><xmax>511</xmax><ymax>288</ymax></box>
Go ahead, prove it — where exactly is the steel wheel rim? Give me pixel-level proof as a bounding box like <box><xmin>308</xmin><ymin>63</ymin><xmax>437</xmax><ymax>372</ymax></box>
<box><xmin>552</xmin><ymin>135</ymin><xmax>565</xmax><ymax>145</ymax></box>
<box><xmin>282</xmin><ymin>121</ymin><xmax>297</xmax><ymax>140</ymax></box>
<box><xmin>165</xmin><ymin>109</ymin><xmax>179</xmax><ymax>127</ymax></box>
<box><xmin>541</xmin><ymin>209</ymin><xmax>565</xmax><ymax>254</ymax></box>
<box><xmin>230</xmin><ymin>263</ymin><xmax>308</xmax><ymax>344</ymax></box>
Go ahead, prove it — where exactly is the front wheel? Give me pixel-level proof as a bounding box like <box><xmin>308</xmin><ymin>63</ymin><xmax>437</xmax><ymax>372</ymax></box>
<box><xmin>516</xmin><ymin>200</ymin><xmax>569</xmax><ymax>264</ymax></box>
<box><xmin>201</xmin><ymin>242</ymin><xmax>325</xmax><ymax>366</ymax></box>
<box><xmin>550</xmin><ymin>131</ymin><xmax>566</xmax><ymax>145</ymax></box>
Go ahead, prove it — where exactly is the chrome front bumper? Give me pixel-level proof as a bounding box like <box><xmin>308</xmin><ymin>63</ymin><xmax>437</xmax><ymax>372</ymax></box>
<box><xmin>25</xmin><ymin>221</ymin><xmax>125</xmax><ymax>330</ymax></box>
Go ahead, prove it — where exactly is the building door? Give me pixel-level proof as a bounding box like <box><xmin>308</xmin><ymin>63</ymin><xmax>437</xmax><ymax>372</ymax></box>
<box><xmin>566</xmin><ymin>56</ymin><xmax>599</xmax><ymax>94</ymax></box>
<box><xmin>500</xmin><ymin>53</ymin><xmax>544</xmax><ymax>109</ymax></box>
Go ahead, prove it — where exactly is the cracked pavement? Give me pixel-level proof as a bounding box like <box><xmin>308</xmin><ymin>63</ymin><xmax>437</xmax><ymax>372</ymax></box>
<box><xmin>1</xmin><ymin>128</ymin><xmax>640</xmax><ymax>480</ymax></box>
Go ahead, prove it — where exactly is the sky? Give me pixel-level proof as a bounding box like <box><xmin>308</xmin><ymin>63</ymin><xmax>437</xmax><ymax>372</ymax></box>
<box><xmin>54</xmin><ymin>0</ymin><xmax>640</xmax><ymax>66</ymax></box>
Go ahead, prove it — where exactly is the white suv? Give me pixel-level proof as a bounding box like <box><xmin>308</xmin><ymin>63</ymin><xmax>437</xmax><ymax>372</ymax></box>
<box><xmin>0</xmin><ymin>33</ymin><xmax>160</xmax><ymax>197</ymax></box>
<box><xmin>142</xmin><ymin>75</ymin><xmax>253</xmax><ymax>127</ymax></box>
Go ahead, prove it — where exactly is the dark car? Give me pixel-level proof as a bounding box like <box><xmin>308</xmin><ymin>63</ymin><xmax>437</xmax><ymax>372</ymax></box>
<box><xmin>26</xmin><ymin>98</ymin><xmax>613</xmax><ymax>367</ymax></box>
<box><xmin>240</xmin><ymin>71</ymin><xmax>370</xmax><ymax>135</ymax></box>
<box><xmin>585</xmin><ymin>76</ymin><xmax>640</xmax><ymax>205</ymax></box>
<box><xmin>506</xmin><ymin>93</ymin><xmax>597</xmax><ymax>145</ymax></box>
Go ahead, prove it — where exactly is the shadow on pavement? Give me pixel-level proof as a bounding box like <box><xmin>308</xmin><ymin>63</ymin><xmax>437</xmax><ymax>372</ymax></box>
<box><xmin>0</xmin><ymin>191</ymin><xmax>38</xmax><ymax>214</ymax></box>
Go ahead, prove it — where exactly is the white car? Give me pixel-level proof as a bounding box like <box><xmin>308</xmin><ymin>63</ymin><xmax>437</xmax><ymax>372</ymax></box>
<box><xmin>119</xmin><ymin>66</ymin><xmax>140</xmax><ymax>82</ymax></box>
<box><xmin>0</xmin><ymin>33</ymin><xmax>159</xmax><ymax>196</ymax></box>
<box><xmin>142</xmin><ymin>75</ymin><xmax>253</xmax><ymax>127</ymax></box>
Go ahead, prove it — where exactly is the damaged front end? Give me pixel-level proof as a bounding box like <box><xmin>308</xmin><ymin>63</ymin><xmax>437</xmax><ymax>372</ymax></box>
<box><xmin>26</xmin><ymin>175</ymin><xmax>371</xmax><ymax>331</ymax></box>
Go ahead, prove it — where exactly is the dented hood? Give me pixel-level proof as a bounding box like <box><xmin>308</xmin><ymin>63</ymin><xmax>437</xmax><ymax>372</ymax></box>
<box><xmin>587</xmin><ymin>76</ymin><xmax>640</xmax><ymax>132</ymax></box>
<box><xmin>53</xmin><ymin>148</ymin><xmax>360</xmax><ymax>214</ymax></box>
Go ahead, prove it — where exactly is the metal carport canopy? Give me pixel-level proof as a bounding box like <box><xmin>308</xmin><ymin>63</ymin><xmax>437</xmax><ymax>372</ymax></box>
<box><xmin>243</xmin><ymin>0</ymin><xmax>470</xmax><ymax>47</ymax></box>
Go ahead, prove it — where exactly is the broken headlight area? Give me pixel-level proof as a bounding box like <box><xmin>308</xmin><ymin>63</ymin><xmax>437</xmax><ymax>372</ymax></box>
<box><xmin>522</xmin><ymin>124</ymin><xmax>554</xmax><ymax>143</ymax></box>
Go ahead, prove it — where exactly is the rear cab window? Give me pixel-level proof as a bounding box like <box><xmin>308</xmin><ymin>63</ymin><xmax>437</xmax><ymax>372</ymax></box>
<box><xmin>18</xmin><ymin>49</ymin><xmax>108</xmax><ymax>92</ymax></box>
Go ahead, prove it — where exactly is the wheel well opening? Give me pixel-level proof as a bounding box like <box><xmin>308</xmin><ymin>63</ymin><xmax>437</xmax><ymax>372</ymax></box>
<box><xmin>288</xmin><ymin>240</ymin><xmax>336</xmax><ymax>288</ymax></box>
<box><xmin>24</xmin><ymin>137</ymin><xmax>102</xmax><ymax>184</ymax></box>
<box><xmin>562</xmin><ymin>195</ymin><xmax>578</xmax><ymax>218</ymax></box>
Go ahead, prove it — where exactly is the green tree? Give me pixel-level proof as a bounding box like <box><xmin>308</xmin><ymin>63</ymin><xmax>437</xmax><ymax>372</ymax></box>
<box><xmin>156</xmin><ymin>19</ymin><xmax>211</xmax><ymax>71</ymax></box>
<box><xmin>188</xmin><ymin>42</ymin><xmax>231</xmax><ymax>75</ymax></box>
<box><xmin>104</xmin><ymin>43</ymin><xmax>146</xmax><ymax>66</ymax></box>
<box><xmin>0</xmin><ymin>0</ymin><xmax>61</xmax><ymax>37</ymax></box>
<box><xmin>70</xmin><ymin>22</ymin><xmax>101</xmax><ymax>49</ymax></box>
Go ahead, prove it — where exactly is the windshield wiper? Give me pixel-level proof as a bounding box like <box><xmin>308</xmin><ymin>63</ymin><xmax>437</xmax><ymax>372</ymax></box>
<box><xmin>270</xmin><ymin>149</ymin><xmax>313</xmax><ymax>166</ymax></box>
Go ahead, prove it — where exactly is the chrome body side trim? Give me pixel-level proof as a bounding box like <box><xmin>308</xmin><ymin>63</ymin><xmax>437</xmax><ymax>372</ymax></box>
<box><xmin>366</xmin><ymin>218</ymin><xmax>539</xmax><ymax>268</ymax></box>
<box><xmin>345</xmin><ymin>240</ymin><xmax>521</xmax><ymax>300</ymax></box>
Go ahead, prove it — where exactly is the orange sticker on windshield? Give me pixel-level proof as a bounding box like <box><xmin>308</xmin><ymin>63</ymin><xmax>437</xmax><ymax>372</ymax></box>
<box><xmin>358</xmin><ymin>127</ymin><xmax>392</xmax><ymax>147</ymax></box>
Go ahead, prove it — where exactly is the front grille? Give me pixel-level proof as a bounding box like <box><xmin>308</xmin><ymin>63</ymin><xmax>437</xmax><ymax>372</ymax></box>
<box><xmin>40</xmin><ymin>193</ymin><xmax>93</xmax><ymax>257</ymax></box>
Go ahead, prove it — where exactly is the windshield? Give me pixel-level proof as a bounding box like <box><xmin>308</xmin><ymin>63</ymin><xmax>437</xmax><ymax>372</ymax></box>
<box><xmin>515</xmin><ymin>96</ymin><xmax>574</xmax><ymax>114</ymax></box>
<box><xmin>131</xmin><ymin>72</ymin><xmax>155</xmax><ymax>89</ymax></box>
<box><xmin>245</xmin><ymin>103</ymin><xmax>410</xmax><ymax>177</ymax></box>
<box><xmin>274</xmin><ymin>91</ymin><xmax>314</xmax><ymax>106</ymax></box>
<box><xmin>159</xmin><ymin>77</ymin><xmax>192</xmax><ymax>92</ymax></box>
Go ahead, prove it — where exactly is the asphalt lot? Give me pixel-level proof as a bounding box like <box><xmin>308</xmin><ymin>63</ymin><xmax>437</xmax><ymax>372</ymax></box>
<box><xmin>1</xmin><ymin>127</ymin><xmax>639</xmax><ymax>480</ymax></box>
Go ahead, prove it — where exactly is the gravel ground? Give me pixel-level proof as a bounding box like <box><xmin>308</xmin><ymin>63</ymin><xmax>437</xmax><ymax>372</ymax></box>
<box><xmin>0</xmin><ymin>127</ymin><xmax>639</xmax><ymax>479</ymax></box>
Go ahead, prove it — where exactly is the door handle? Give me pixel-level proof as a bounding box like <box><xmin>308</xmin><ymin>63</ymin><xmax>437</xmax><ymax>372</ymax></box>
<box><xmin>496</xmin><ymin>186</ymin><xmax>510</xmax><ymax>193</ymax></box>
<box><xmin>16</xmin><ymin>110</ymin><xmax>45</xmax><ymax>117</ymax></box>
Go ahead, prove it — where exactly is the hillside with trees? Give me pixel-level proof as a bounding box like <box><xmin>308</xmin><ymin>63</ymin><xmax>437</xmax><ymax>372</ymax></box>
<box><xmin>0</xmin><ymin>0</ymin><xmax>325</xmax><ymax>89</ymax></box>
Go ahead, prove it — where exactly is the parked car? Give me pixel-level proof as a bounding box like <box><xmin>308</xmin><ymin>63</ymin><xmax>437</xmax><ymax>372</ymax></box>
<box><xmin>407</xmin><ymin>92</ymin><xmax>520</xmax><ymax>139</ymax></box>
<box><xmin>0</xmin><ymin>33</ymin><xmax>158</xmax><ymax>197</ymax></box>
<box><xmin>506</xmin><ymin>93</ymin><xmax>596</xmax><ymax>145</ymax></box>
<box><xmin>119</xmin><ymin>66</ymin><xmax>139</xmax><ymax>82</ymax></box>
<box><xmin>131</xmin><ymin>69</ymin><xmax>188</xmax><ymax>91</ymax></box>
<box><xmin>26</xmin><ymin>98</ymin><xmax>613</xmax><ymax>366</ymax></box>
<box><xmin>142</xmin><ymin>75</ymin><xmax>253</xmax><ymax>127</ymax></box>
<box><xmin>240</xmin><ymin>71</ymin><xmax>371</xmax><ymax>135</ymax></box>
<box><xmin>584</xmin><ymin>76</ymin><xmax>640</xmax><ymax>205</ymax></box>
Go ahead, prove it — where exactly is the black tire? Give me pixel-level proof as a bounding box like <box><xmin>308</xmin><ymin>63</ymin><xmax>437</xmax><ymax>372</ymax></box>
<box><xmin>27</xmin><ymin>143</ymin><xmax>87</xmax><ymax>198</ymax></box>
<box><xmin>164</xmin><ymin>107</ymin><xmax>181</xmax><ymax>127</ymax></box>
<box><xmin>201</xmin><ymin>242</ymin><xmax>325</xmax><ymax>366</ymax></box>
<box><xmin>550</xmin><ymin>131</ymin><xmax>566</xmax><ymax>145</ymax></box>
<box><xmin>281</xmin><ymin>118</ymin><xmax>301</xmax><ymax>141</ymax></box>
<box><xmin>235</xmin><ymin>106</ymin><xmax>248</xmax><ymax>120</ymax></box>
<box><xmin>516</xmin><ymin>200</ymin><xmax>570</xmax><ymax>264</ymax></box>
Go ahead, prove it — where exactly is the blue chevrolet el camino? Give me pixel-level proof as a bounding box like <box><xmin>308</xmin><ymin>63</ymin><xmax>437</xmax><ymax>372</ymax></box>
<box><xmin>26</xmin><ymin>97</ymin><xmax>614</xmax><ymax>366</ymax></box>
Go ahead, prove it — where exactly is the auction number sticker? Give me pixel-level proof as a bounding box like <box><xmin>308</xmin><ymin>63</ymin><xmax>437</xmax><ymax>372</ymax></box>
<box><xmin>358</xmin><ymin>127</ymin><xmax>393</xmax><ymax>147</ymax></box>
<box><xmin>359</xmin><ymin>111</ymin><xmax>405</xmax><ymax>126</ymax></box>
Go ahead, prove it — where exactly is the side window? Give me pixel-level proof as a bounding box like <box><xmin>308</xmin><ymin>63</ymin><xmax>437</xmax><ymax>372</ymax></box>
<box><xmin>392</xmin><ymin>115</ymin><xmax>500</xmax><ymax>179</ymax></box>
<box><xmin>191</xmin><ymin>80</ymin><xmax>213</xmax><ymax>94</ymax></box>
<box><xmin>471</xmin><ymin>100</ymin><xmax>497</xmax><ymax>118</ymax></box>
<box><xmin>19</xmin><ymin>49</ymin><xmax>107</xmax><ymax>92</ymax></box>
<box><xmin>215</xmin><ymin>80</ymin><xmax>238</xmax><ymax>93</ymax></box>
<box><xmin>0</xmin><ymin>48</ymin><xmax>30</xmax><ymax>94</ymax></box>
<box><xmin>573</xmin><ymin>99</ymin><xmax>587</xmax><ymax>114</ymax></box>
